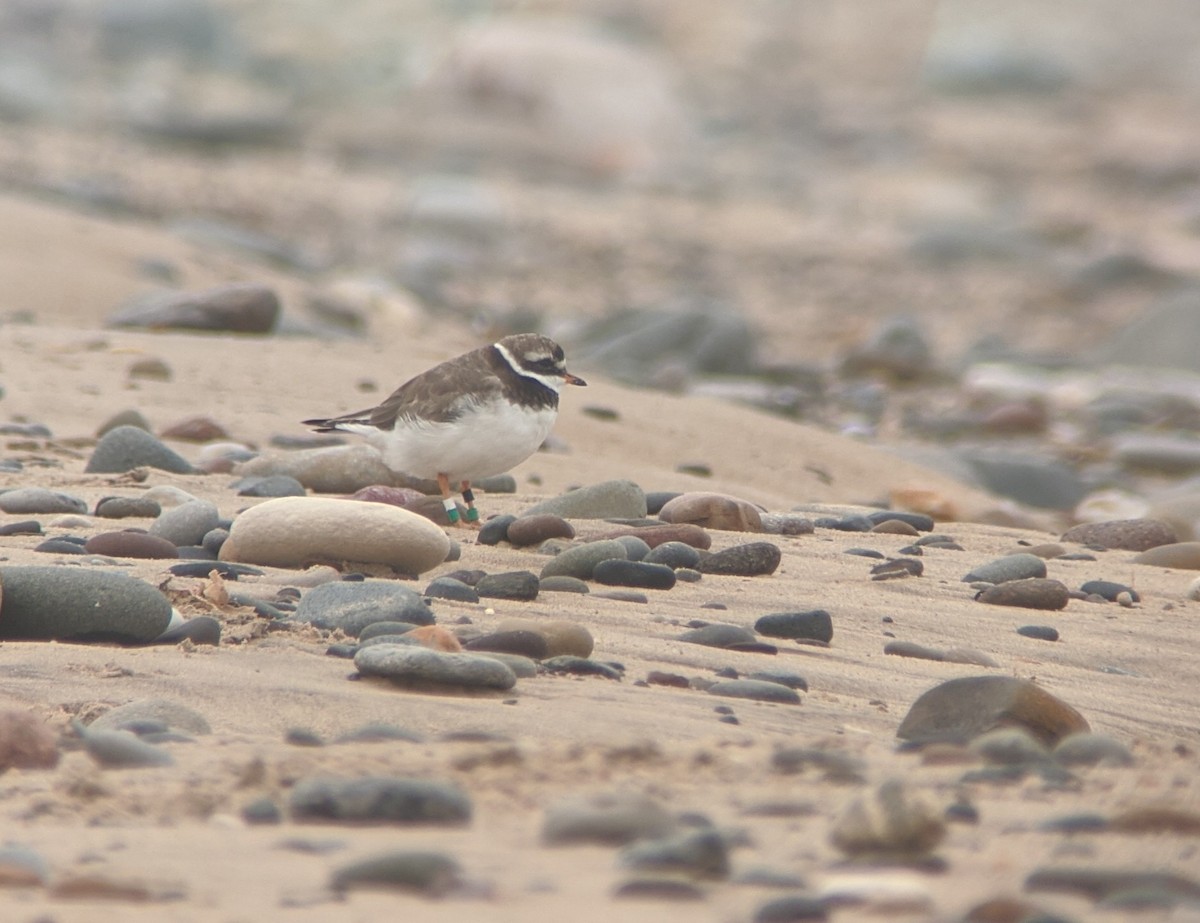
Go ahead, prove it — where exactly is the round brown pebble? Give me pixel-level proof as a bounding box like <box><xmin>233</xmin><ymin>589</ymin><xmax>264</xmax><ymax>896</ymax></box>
<box><xmin>83</xmin><ymin>530</ymin><xmax>181</xmax><ymax>560</ymax></box>
<box><xmin>976</xmin><ymin>578</ymin><xmax>1069</xmax><ymax>610</ymax></box>
<box><xmin>599</xmin><ymin>523</ymin><xmax>712</xmax><ymax>550</ymax></box>
<box><xmin>506</xmin><ymin>514</ymin><xmax>575</xmax><ymax>547</ymax></box>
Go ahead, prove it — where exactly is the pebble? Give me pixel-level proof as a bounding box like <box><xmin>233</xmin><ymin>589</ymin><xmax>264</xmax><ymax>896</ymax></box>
<box><xmin>293</xmin><ymin>581</ymin><xmax>433</xmax><ymax>636</ymax></box>
<box><xmin>619</xmin><ymin>829</ymin><xmax>730</xmax><ymax>880</ymax></box>
<box><xmin>540</xmin><ymin>656</ymin><xmax>623</xmax><ymax>680</ymax></box>
<box><xmin>96</xmin><ymin>409</ymin><xmax>151</xmax><ymax>437</ymax></box>
<box><xmin>599</xmin><ymin>523</ymin><xmax>712</xmax><ymax>549</ymax></box>
<box><xmin>755</xmin><ymin>610</ymin><xmax>832</xmax><ymax>643</ymax></box>
<box><xmin>0</xmin><ymin>710</ymin><xmax>60</xmax><ymax>770</ymax></box>
<box><xmin>678</xmin><ymin>624</ymin><xmax>757</xmax><ymax>649</ymax></box>
<box><xmin>753</xmin><ymin>894</ymin><xmax>830</xmax><ymax>922</ymax></box>
<box><xmin>75</xmin><ymin>722</ymin><xmax>173</xmax><ymax>769</ymax></box>
<box><xmin>0</xmin><ymin>520</ymin><xmax>41</xmax><ymax>535</ymax></box>
<box><xmin>748</xmin><ymin>670</ymin><xmax>808</xmax><ymax>691</ymax></box>
<box><xmin>1132</xmin><ymin>542</ymin><xmax>1200</xmax><ymax>569</ymax></box>
<box><xmin>759</xmin><ymin>513</ymin><xmax>816</xmax><ymax>535</ymax></box>
<box><xmin>539</xmin><ymin>539</ymin><xmax>628</xmax><ymax>580</ymax></box>
<box><xmin>241</xmin><ymin>798</ymin><xmax>283</xmax><ymax>825</ymax></box>
<box><xmin>613</xmin><ymin>878</ymin><xmax>705</xmax><ymax>901</ymax></box>
<box><xmin>85</xmin><ymin>425</ymin><xmax>197</xmax><ymax>474</ymax></box>
<box><xmin>234</xmin><ymin>474</ymin><xmax>307</xmax><ymax>498</ymax></box>
<box><xmin>962</xmin><ymin>553</ymin><xmax>1047</xmax><ymax>583</ymax></box>
<box><xmin>871</xmin><ymin>557</ymin><xmax>924</xmax><ymax>579</ymax></box>
<box><xmin>357</xmin><ymin>621</ymin><xmax>416</xmax><ymax>642</ymax></box>
<box><xmin>771</xmin><ymin>747</ymin><xmax>866</xmax><ymax>783</ymax></box>
<box><xmin>708</xmin><ymin>679</ymin><xmax>800</xmax><ymax>705</ymax></box>
<box><xmin>168</xmin><ymin>561</ymin><xmax>261</xmax><ymax>580</ymax></box>
<box><xmin>1017</xmin><ymin>625</ymin><xmax>1060</xmax><ymax>641</ymax></box>
<box><xmin>829</xmin><ymin>778</ymin><xmax>945</xmax><ymax>857</ymax></box>
<box><xmin>330</xmin><ymin>850</ymin><xmax>462</xmax><ymax>897</ymax></box>
<box><xmin>658</xmin><ymin>491</ymin><xmax>763</xmax><ymax>532</ymax></box>
<box><xmin>956</xmin><ymin>449</ymin><xmax>1086</xmax><ymax>511</ymax></box>
<box><xmin>83</xmin><ymin>530</ymin><xmax>180</xmax><ymax>559</ymax></box>
<box><xmin>495</xmin><ymin>618</ymin><xmax>594</xmax><ymax>658</ymax></box>
<box><xmin>976</xmin><ymin>578</ymin><xmax>1070</xmax><ymax>610</ymax></box>
<box><xmin>423</xmin><ymin>576</ymin><xmax>480</xmax><ymax>603</ymax></box>
<box><xmin>612</xmin><ymin>535</ymin><xmax>652</xmax><ymax>561</ymax></box>
<box><xmin>234</xmin><ymin>444</ymin><xmax>398</xmax><ymax>494</ymax></box>
<box><xmin>506</xmin><ymin>514</ymin><xmax>574</xmax><ymax>546</ymax></box>
<box><xmin>0</xmin><ymin>566</ymin><xmax>173</xmax><ymax>643</ymax></box>
<box><xmin>95</xmin><ymin>496</ymin><xmax>162</xmax><ymax>519</ymax></box>
<box><xmin>1079</xmin><ymin>579</ymin><xmax>1139</xmax><ymax>602</ymax></box>
<box><xmin>593</xmin><ymin>559</ymin><xmax>676</xmax><ymax>590</ymax></box>
<box><xmin>1024</xmin><ymin>867</ymin><xmax>1200</xmax><ymax>904</ymax></box>
<box><xmin>883</xmin><ymin>641</ymin><xmax>948</xmax><ymax>662</ymax></box>
<box><xmin>290</xmin><ymin>776</ymin><xmax>471</xmax><ymax>824</ymax></box>
<box><xmin>700</xmin><ymin>542</ymin><xmax>782</xmax><ymax>576</ymax></box>
<box><xmin>868</xmin><ymin>510</ymin><xmax>935</xmax><ymax>531</ymax></box>
<box><xmin>870</xmin><ymin>518</ymin><xmax>919</xmax><ymax>536</ymax></box>
<box><xmin>969</xmin><ymin>727</ymin><xmax>1049</xmax><ymax>765</ymax></box>
<box><xmin>34</xmin><ymin>537</ymin><xmax>89</xmax><ymax>555</ymax></box>
<box><xmin>644</xmin><ymin>541</ymin><xmax>702</xmax><ymax>570</ymax></box>
<box><xmin>334</xmin><ymin>723</ymin><xmax>424</xmax><ymax>744</ymax></box>
<box><xmin>107</xmin><ymin>282</ymin><xmax>281</xmax><ymax>333</ymax></box>
<box><xmin>159</xmin><ymin>415</ymin><xmax>229</xmax><ymax>442</ymax></box>
<box><xmin>0</xmin><ymin>487</ymin><xmax>87</xmax><ymax>515</ymax></box>
<box><xmin>219</xmin><ymin>496</ymin><xmax>450</xmax><ymax>574</ymax></box>
<box><xmin>146</xmin><ymin>499</ymin><xmax>220</xmax><ymax>547</ymax></box>
<box><xmin>354</xmin><ymin>644</ymin><xmax>517</xmax><ymax>691</ymax></box>
<box><xmin>1052</xmin><ymin>732</ymin><xmax>1135</xmax><ymax>768</ymax></box>
<box><xmin>520</xmin><ymin>479</ymin><xmax>648</xmax><ymax>519</ymax></box>
<box><xmin>1060</xmin><ymin>518</ymin><xmax>1177</xmax><ymax>551</ymax></box>
<box><xmin>475</xmin><ymin>570</ymin><xmax>540</xmax><ymax>600</ymax></box>
<box><xmin>897</xmin><ymin>675</ymin><xmax>1090</xmax><ymax>747</ymax></box>
<box><xmin>537</xmin><ymin>575</ymin><xmax>590</xmax><ymax>594</ymax></box>
<box><xmin>542</xmin><ymin>791</ymin><xmax>677</xmax><ymax>845</ymax></box>
<box><xmin>476</xmin><ymin>514</ymin><xmax>516</xmax><ymax>545</ymax></box>
<box><xmin>464</xmin><ymin>630</ymin><xmax>548</xmax><ymax>660</ymax></box>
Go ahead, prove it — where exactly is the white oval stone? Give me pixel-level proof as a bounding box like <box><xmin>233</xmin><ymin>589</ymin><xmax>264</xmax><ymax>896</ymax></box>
<box><xmin>219</xmin><ymin>496</ymin><xmax>450</xmax><ymax>573</ymax></box>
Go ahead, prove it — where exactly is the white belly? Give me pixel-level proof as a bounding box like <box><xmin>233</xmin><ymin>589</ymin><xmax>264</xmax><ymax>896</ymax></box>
<box><xmin>368</xmin><ymin>401</ymin><xmax>557</xmax><ymax>483</ymax></box>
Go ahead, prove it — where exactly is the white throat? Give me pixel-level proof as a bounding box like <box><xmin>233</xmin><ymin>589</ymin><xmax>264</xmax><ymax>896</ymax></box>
<box><xmin>495</xmin><ymin>341</ymin><xmax>564</xmax><ymax>392</ymax></box>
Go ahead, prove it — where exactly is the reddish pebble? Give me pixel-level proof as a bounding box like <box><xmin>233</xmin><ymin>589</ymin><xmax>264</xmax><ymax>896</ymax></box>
<box><xmin>84</xmin><ymin>530</ymin><xmax>180</xmax><ymax>559</ymax></box>
<box><xmin>506</xmin><ymin>514</ymin><xmax>575</xmax><ymax>547</ymax></box>
<box><xmin>159</xmin><ymin>416</ymin><xmax>230</xmax><ymax>442</ymax></box>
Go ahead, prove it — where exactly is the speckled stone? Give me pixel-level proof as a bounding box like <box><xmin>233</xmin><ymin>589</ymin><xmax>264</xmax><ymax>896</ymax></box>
<box><xmin>1060</xmin><ymin>518</ymin><xmax>1177</xmax><ymax>552</ymax></box>
<box><xmin>976</xmin><ymin>578</ymin><xmax>1070</xmax><ymax>610</ymax></box>
<box><xmin>699</xmin><ymin>542</ymin><xmax>781</xmax><ymax>576</ymax></box>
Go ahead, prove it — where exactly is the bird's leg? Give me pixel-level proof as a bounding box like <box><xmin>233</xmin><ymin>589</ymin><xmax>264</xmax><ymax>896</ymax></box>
<box><xmin>460</xmin><ymin>480</ymin><xmax>481</xmax><ymax>526</ymax></box>
<box><xmin>437</xmin><ymin>472</ymin><xmax>461</xmax><ymax>526</ymax></box>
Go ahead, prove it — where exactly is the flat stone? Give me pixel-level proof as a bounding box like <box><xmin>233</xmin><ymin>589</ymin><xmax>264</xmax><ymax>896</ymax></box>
<box><xmin>423</xmin><ymin>576</ymin><xmax>479</xmax><ymax>603</ymax></box>
<box><xmin>1060</xmin><ymin>518</ymin><xmax>1177</xmax><ymax>552</ymax></box>
<box><xmin>0</xmin><ymin>566</ymin><xmax>173</xmax><ymax>643</ymax></box>
<box><xmin>290</xmin><ymin>776</ymin><xmax>471</xmax><ymax>824</ymax></box>
<box><xmin>293</xmin><ymin>581</ymin><xmax>433</xmax><ymax>636</ymax></box>
<box><xmin>0</xmin><ymin>487</ymin><xmax>87</xmax><ymax>515</ymax></box>
<box><xmin>219</xmin><ymin>496</ymin><xmax>450</xmax><ymax>574</ymax></box>
<box><xmin>969</xmin><ymin>727</ymin><xmax>1049</xmax><ymax>765</ymax></box>
<box><xmin>354</xmin><ymin>644</ymin><xmax>517</xmax><ymax>691</ymax></box>
<box><xmin>464</xmin><ymin>630</ymin><xmax>549</xmax><ymax>660</ymax></box>
<box><xmin>506</xmin><ymin>514</ymin><xmax>575</xmax><ymax>546</ymax></box>
<box><xmin>771</xmin><ymin>747</ymin><xmax>866</xmax><ymax>782</ymax></box>
<box><xmin>85</xmin><ymin>425</ymin><xmax>197</xmax><ymax>474</ymax></box>
<box><xmin>537</xmin><ymin>575</ymin><xmax>590</xmax><ymax>594</ymax></box>
<box><xmin>1017</xmin><ymin>625</ymin><xmax>1060</xmax><ymax>641</ymax></box>
<box><xmin>884</xmin><ymin>641</ymin><xmax>947</xmax><ymax>662</ymax></box>
<box><xmin>475</xmin><ymin>570</ymin><xmax>540</xmax><ymax>600</ymax></box>
<box><xmin>153</xmin><ymin>615</ymin><xmax>221</xmax><ymax>646</ymax></box>
<box><xmin>598</xmin><ymin>523</ymin><xmax>712</xmax><ymax>550</ymax></box>
<box><xmin>678</xmin><ymin>624</ymin><xmax>757</xmax><ymax>649</ymax></box>
<box><xmin>868</xmin><ymin>510</ymin><xmax>935</xmax><ymax>532</ymax></box>
<box><xmin>593</xmin><ymin>559</ymin><xmax>676</xmax><ymax>590</ymax></box>
<box><xmin>0</xmin><ymin>520</ymin><xmax>41</xmax><ymax>536</ymax></box>
<box><xmin>540</xmin><ymin>656</ymin><xmax>623</xmax><ymax>680</ymax></box>
<box><xmin>235</xmin><ymin>474</ymin><xmax>307</xmax><ymax>498</ymax></box>
<box><xmin>658</xmin><ymin>492</ymin><xmax>763</xmax><ymax>532</ymax></box>
<box><xmin>95</xmin><ymin>496</ymin><xmax>162</xmax><ymax>519</ymax></box>
<box><xmin>542</xmin><ymin>791</ymin><xmax>677</xmax><ymax>845</ymax></box>
<box><xmin>540</xmin><ymin>539</ymin><xmax>628</xmax><ymax>580</ymax></box>
<box><xmin>83</xmin><ymin>531</ymin><xmax>180</xmax><ymax>560</ymax></box>
<box><xmin>747</xmin><ymin>670</ymin><xmax>808</xmax><ymax>692</ymax></box>
<box><xmin>1080</xmin><ymin>579</ymin><xmax>1140</xmax><ymax>602</ymax></box>
<box><xmin>897</xmin><ymin>675</ymin><xmax>1090</xmax><ymax>747</ymax></box>
<box><xmin>977</xmin><ymin>578</ymin><xmax>1070</xmax><ymax>610</ymax></box>
<box><xmin>1024</xmin><ymin>867</ymin><xmax>1200</xmax><ymax>903</ymax></box>
<box><xmin>1132</xmin><ymin>542</ymin><xmax>1200</xmax><ymax>569</ymax></box>
<box><xmin>700</xmin><ymin>542</ymin><xmax>781</xmax><ymax>576</ymax></box>
<box><xmin>76</xmin><ymin>723</ymin><xmax>172</xmax><ymax>769</ymax></box>
<box><xmin>107</xmin><ymin>282</ymin><xmax>280</xmax><ymax>334</ymax></box>
<box><xmin>830</xmin><ymin>778</ymin><xmax>945</xmax><ymax>857</ymax></box>
<box><xmin>962</xmin><ymin>553</ymin><xmax>1047</xmax><ymax>583</ymax></box>
<box><xmin>521</xmin><ymin>479</ymin><xmax>647</xmax><ymax>519</ymax></box>
<box><xmin>755</xmin><ymin>610</ymin><xmax>832</xmax><ymax>642</ymax></box>
<box><xmin>90</xmin><ymin>699</ymin><xmax>211</xmax><ymax>736</ymax></box>
<box><xmin>619</xmin><ymin>829</ymin><xmax>730</xmax><ymax>880</ymax></box>
<box><xmin>234</xmin><ymin>444</ymin><xmax>398</xmax><ymax>494</ymax></box>
<box><xmin>330</xmin><ymin>850</ymin><xmax>461</xmax><ymax>896</ymax></box>
<box><xmin>1052</xmin><ymin>732</ymin><xmax>1135</xmax><ymax>768</ymax></box>
<box><xmin>708</xmin><ymin>679</ymin><xmax>801</xmax><ymax>704</ymax></box>
<box><xmin>753</xmin><ymin>894</ymin><xmax>829</xmax><ymax>922</ymax></box>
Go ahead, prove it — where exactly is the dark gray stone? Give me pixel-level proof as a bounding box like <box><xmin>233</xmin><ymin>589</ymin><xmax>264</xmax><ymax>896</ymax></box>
<box><xmin>108</xmin><ymin>282</ymin><xmax>280</xmax><ymax>334</ymax></box>
<box><xmin>149</xmin><ymin>499</ymin><xmax>220</xmax><ymax>546</ymax></box>
<box><xmin>678</xmin><ymin>624</ymin><xmax>756</xmax><ymax>649</ymax></box>
<box><xmin>290</xmin><ymin>776</ymin><xmax>471</xmax><ymax>825</ymax></box>
<box><xmin>475</xmin><ymin>570</ymin><xmax>539</xmax><ymax>601</ymax></box>
<box><xmin>956</xmin><ymin>449</ymin><xmax>1085</xmax><ymax>511</ymax></box>
<box><xmin>644</xmin><ymin>541</ymin><xmax>702</xmax><ymax>570</ymax></box>
<box><xmin>354</xmin><ymin>644</ymin><xmax>516</xmax><ymax>691</ymax></box>
<box><xmin>755</xmin><ymin>610</ymin><xmax>832</xmax><ymax>643</ymax></box>
<box><xmin>700</xmin><ymin>542</ymin><xmax>781</xmax><ymax>576</ymax></box>
<box><xmin>962</xmin><ymin>553</ymin><xmax>1048</xmax><ymax>584</ymax></box>
<box><xmin>539</xmin><ymin>539</ymin><xmax>628</xmax><ymax>580</ymax></box>
<box><xmin>85</xmin><ymin>425</ymin><xmax>197</xmax><ymax>474</ymax></box>
<box><xmin>292</xmin><ymin>581</ymin><xmax>433</xmax><ymax>636</ymax></box>
<box><xmin>331</xmin><ymin>850</ymin><xmax>462</xmax><ymax>896</ymax></box>
<box><xmin>593</xmin><ymin>559</ymin><xmax>676</xmax><ymax>590</ymax></box>
<box><xmin>0</xmin><ymin>487</ymin><xmax>87</xmax><ymax>515</ymax></box>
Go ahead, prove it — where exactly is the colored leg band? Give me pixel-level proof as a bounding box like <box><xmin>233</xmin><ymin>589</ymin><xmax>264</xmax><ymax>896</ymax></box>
<box><xmin>465</xmin><ymin>507</ymin><xmax>480</xmax><ymax>522</ymax></box>
<box><xmin>461</xmin><ymin>488</ymin><xmax>475</xmax><ymax>504</ymax></box>
<box><xmin>443</xmin><ymin>498</ymin><xmax>460</xmax><ymax>523</ymax></box>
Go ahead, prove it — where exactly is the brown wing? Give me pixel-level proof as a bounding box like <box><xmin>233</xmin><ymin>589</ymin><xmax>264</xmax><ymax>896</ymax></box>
<box><xmin>364</xmin><ymin>344</ymin><xmax>503</xmax><ymax>430</ymax></box>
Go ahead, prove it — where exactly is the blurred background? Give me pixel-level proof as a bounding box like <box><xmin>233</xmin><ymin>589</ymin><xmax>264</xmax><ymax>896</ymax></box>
<box><xmin>3</xmin><ymin>1</ymin><xmax>1200</xmax><ymax>439</ymax></box>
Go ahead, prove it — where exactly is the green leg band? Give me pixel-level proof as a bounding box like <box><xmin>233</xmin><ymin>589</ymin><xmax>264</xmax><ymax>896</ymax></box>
<box><xmin>465</xmin><ymin>507</ymin><xmax>480</xmax><ymax>522</ymax></box>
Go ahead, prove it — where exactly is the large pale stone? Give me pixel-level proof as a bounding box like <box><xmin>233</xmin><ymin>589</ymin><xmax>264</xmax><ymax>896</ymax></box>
<box><xmin>219</xmin><ymin>496</ymin><xmax>449</xmax><ymax>574</ymax></box>
<box><xmin>658</xmin><ymin>492</ymin><xmax>763</xmax><ymax>532</ymax></box>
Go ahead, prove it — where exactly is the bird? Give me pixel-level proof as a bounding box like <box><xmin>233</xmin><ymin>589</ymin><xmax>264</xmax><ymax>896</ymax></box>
<box><xmin>303</xmin><ymin>333</ymin><xmax>586</xmax><ymax>526</ymax></box>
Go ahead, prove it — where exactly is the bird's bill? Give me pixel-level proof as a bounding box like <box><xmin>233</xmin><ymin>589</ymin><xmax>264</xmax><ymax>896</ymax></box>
<box><xmin>563</xmin><ymin>372</ymin><xmax>587</xmax><ymax>386</ymax></box>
